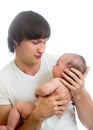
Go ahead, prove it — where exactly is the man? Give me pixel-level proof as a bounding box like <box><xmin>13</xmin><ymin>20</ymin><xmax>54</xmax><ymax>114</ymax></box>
<box><xmin>0</xmin><ymin>10</ymin><xmax>93</xmax><ymax>130</ymax></box>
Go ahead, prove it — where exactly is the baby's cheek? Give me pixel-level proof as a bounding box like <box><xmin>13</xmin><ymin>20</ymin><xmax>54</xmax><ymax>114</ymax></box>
<box><xmin>50</xmin><ymin>91</ymin><xmax>57</xmax><ymax>96</ymax></box>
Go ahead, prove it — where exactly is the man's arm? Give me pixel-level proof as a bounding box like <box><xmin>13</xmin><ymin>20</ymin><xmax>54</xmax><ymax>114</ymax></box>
<box><xmin>61</xmin><ymin>68</ymin><xmax>93</xmax><ymax>130</ymax></box>
<box><xmin>73</xmin><ymin>88</ymin><xmax>93</xmax><ymax>130</ymax></box>
<box><xmin>17</xmin><ymin>110</ymin><xmax>42</xmax><ymax>130</ymax></box>
<box><xmin>17</xmin><ymin>93</ymin><xmax>70</xmax><ymax>130</ymax></box>
<box><xmin>0</xmin><ymin>105</ymin><xmax>12</xmax><ymax>125</ymax></box>
<box><xmin>0</xmin><ymin>84</ymin><xmax>70</xmax><ymax>130</ymax></box>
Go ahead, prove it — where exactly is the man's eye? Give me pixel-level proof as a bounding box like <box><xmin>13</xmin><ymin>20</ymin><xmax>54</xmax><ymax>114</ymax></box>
<box><xmin>32</xmin><ymin>41</ymin><xmax>38</xmax><ymax>44</ymax></box>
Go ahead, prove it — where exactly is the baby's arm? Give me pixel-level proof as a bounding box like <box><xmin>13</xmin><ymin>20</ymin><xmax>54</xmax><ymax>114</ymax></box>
<box><xmin>35</xmin><ymin>78</ymin><xmax>62</xmax><ymax>97</ymax></box>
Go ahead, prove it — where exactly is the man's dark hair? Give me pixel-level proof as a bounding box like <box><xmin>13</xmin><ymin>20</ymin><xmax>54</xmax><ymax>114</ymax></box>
<box><xmin>8</xmin><ymin>10</ymin><xmax>51</xmax><ymax>53</ymax></box>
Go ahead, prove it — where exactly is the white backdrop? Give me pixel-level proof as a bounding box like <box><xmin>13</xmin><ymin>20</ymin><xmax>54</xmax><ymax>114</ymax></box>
<box><xmin>0</xmin><ymin>0</ymin><xmax>93</xmax><ymax>129</ymax></box>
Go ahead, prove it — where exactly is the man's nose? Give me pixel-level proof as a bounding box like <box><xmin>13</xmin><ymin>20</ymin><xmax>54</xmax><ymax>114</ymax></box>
<box><xmin>38</xmin><ymin>43</ymin><xmax>45</xmax><ymax>53</ymax></box>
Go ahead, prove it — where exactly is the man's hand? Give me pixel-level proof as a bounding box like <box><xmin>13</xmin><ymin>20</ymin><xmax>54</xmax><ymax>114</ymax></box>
<box><xmin>60</xmin><ymin>67</ymin><xmax>89</xmax><ymax>98</ymax></box>
<box><xmin>33</xmin><ymin>94</ymin><xmax>69</xmax><ymax>121</ymax></box>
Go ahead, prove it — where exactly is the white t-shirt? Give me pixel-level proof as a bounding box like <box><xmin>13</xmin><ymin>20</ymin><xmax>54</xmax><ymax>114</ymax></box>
<box><xmin>0</xmin><ymin>54</ymin><xmax>78</xmax><ymax>130</ymax></box>
<box><xmin>41</xmin><ymin>102</ymin><xmax>78</xmax><ymax>130</ymax></box>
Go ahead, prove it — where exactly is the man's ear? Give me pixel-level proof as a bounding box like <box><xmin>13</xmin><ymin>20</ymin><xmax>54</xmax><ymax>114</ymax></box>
<box><xmin>13</xmin><ymin>40</ymin><xmax>18</xmax><ymax>46</ymax></box>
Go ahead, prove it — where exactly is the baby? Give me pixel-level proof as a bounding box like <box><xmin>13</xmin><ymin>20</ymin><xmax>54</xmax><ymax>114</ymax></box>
<box><xmin>0</xmin><ymin>53</ymin><xmax>86</xmax><ymax>130</ymax></box>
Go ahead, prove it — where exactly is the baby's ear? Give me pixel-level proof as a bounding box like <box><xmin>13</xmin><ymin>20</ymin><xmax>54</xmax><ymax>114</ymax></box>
<box><xmin>84</xmin><ymin>66</ymin><xmax>90</xmax><ymax>78</ymax></box>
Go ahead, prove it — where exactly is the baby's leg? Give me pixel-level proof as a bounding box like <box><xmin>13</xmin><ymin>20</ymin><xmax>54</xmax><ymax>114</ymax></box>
<box><xmin>0</xmin><ymin>125</ymin><xmax>11</xmax><ymax>130</ymax></box>
<box><xmin>0</xmin><ymin>103</ymin><xmax>22</xmax><ymax>130</ymax></box>
<box><xmin>0</xmin><ymin>102</ymin><xmax>35</xmax><ymax>130</ymax></box>
<box><xmin>0</xmin><ymin>103</ymin><xmax>23</xmax><ymax>130</ymax></box>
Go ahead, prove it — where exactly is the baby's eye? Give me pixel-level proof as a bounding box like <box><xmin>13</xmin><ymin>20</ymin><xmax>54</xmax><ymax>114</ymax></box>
<box><xmin>56</xmin><ymin>63</ymin><xmax>59</xmax><ymax>66</ymax></box>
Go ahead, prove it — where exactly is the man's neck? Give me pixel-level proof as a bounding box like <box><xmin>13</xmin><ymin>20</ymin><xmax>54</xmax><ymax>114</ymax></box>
<box><xmin>14</xmin><ymin>59</ymin><xmax>41</xmax><ymax>76</ymax></box>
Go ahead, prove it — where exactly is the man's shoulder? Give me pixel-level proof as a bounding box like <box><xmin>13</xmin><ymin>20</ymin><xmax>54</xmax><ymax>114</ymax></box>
<box><xmin>0</xmin><ymin>61</ymin><xmax>13</xmax><ymax>78</ymax></box>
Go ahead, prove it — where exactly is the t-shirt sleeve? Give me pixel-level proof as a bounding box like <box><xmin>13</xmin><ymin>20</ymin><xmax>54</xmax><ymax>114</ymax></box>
<box><xmin>0</xmin><ymin>82</ymin><xmax>10</xmax><ymax>105</ymax></box>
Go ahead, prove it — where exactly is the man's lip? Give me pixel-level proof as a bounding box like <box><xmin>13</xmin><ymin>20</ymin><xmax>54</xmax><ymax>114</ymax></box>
<box><xmin>35</xmin><ymin>55</ymin><xmax>42</xmax><ymax>59</ymax></box>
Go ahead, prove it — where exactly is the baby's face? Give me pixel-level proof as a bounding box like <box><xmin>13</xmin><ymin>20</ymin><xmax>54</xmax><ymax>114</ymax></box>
<box><xmin>52</xmin><ymin>54</ymin><xmax>72</xmax><ymax>78</ymax></box>
<box><xmin>52</xmin><ymin>58</ymin><xmax>65</xmax><ymax>78</ymax></box>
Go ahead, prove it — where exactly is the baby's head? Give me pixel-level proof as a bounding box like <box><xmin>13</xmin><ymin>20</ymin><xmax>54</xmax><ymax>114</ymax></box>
<box><xmin>52</xmin><ymin>53</ymin><xmax>86</xmax><ymax>78</ymax></box>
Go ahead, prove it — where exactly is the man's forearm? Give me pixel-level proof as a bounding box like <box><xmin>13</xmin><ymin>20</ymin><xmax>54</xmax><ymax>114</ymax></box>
<box><xmin>17</xmin><ymin>110</ymin><xmax>43</xmax><ymax>130</ymax></box>
<box><xmin>73</xmin><ymin>88</ymin><xmax>93</xmax><ymax>129</ymax></box>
